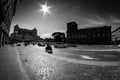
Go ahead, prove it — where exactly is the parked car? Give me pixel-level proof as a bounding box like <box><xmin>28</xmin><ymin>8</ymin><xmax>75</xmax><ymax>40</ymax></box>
<box><xmin>68</xmin><ymin>44</ymin><xmax>77</xmax><ymax>47</ymax></box>
<box><xmin>31</xmin><ymin>42</ymin><xmax>35</xmax><ymax>45</ymax></box>
<box><xmin>38</xmin><ymin>42</ymin><xmax>45</xmax><ymax>46</ymax></box>
<box><xmin>16</xmin><ymin>43</ymin><xmax>21</xmax><ymax>46</ymax></box>
<box><xmin>24</xmin><ymin>42</ymin><xmax>29</xmax><ymax>46</ymax></box>
<box><xmin>54</xmin><ymin>42</ymin><xmax>67</xmax><ymax>48</ymax></box>
<box><xmin>118</xmin><ymin>44</ymin><xmax>120</xmax><ymax>47</ymax></box>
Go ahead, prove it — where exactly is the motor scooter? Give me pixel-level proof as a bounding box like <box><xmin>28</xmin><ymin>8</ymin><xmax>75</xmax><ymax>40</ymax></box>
<box><xmin>45</xmin><ymin>44</ymin><xmax>52</xmax><ymax>54</ymax></box>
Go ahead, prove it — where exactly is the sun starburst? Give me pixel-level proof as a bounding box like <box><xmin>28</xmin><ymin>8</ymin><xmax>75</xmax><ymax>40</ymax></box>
<box><xmin>39</xmin><ymin>2</ymin><xmax>51</xmax><ymax>15</ymax></box>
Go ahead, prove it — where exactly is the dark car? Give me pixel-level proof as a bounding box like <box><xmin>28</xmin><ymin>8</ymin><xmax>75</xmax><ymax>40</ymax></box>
<box><xmin>45</xmin><ymin>44</ymin><xmax>52</xmax><ymax>54</ymax></box>
<box><xmin>38</xmin><ymin>42</ymin><xmax>45</xmax><ymax>46</ymax></box>
<box><xmin>24</xmin><ymin>42</ymin><xmax>29</xmax><ymax>46</ymax></box>
<box><xmin>68</xmin><ymin>44</ymin><xmax>77</xmax><ymax>47</ymax></box>
<box><xmin>31</xmin><ymin>42</ymin><xmax>35</xmax><ymax>46</ymax></box>
<box><xmin>54</xmin><ymin>42</ymin><xmax>67</xmax><ymax>48</ymax></box>
<box><xmin>16</xmin><ymin>43</ymin><xmax>21</xmax><ymax>46</ymax></box>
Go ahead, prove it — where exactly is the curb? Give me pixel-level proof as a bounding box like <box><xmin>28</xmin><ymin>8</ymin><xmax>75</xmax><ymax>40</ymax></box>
<box><xmin>15</xmin><ymin>47</ymin><xmax>30</xmax><ymax>80</ymax></box>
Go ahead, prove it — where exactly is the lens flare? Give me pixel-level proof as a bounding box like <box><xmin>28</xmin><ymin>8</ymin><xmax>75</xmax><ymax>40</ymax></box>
<box><xmin>39</xmin><ymin>2</ymin><xmax>51</xmax><ymax>15</ymax></box>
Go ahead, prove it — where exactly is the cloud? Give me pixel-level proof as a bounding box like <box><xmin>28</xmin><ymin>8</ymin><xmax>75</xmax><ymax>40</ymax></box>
<box><xmin>110</xmin><ymin>15</ymin><xmax>120</xmax><ymax>23</ymax></box>
<box><xmin>53</xmin><ymin>29</ymin><xmax>66</xmax><ymax>33</ymax></box>
<box><xmin>41</xmin><ymin>32</ymin><xmax>53</xmax><ymax>39</ymax></box>
<box><xmin>41</xmin><ymin>29</ymin><xmax>67</xmax><ymax>38</ymax></box>
<box><xmin>80</xmin><ymin>15</ymin><xmax>120</xmax><ymax>28</ymax></box>
<box><xmin>53</xmin><ymin>29</ymin><xmax>67</xmax><ymax>37</ymax></box>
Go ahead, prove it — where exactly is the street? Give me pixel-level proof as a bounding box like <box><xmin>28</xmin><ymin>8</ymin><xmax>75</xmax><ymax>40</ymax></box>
<box><xmin>16</xmin><ymin>44</ymin><xmax>120</xmax><ymax>80</ymax></box>
<box><xmin>1</xmin><ymin>0</ymin><xmax>120</xmax><ymax>80</ymax></box>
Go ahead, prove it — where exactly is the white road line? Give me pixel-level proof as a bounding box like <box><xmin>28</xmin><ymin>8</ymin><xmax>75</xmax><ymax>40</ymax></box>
<box><xmin>80</xmin><ymin>55</ymin><xmax>98</xmax><ymax>59</ymax></box>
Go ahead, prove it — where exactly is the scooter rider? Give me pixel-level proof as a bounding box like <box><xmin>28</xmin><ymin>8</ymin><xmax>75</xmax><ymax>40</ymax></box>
<box><xmin>45</xmin><ymin>43</ymin><xmax>52</xmax><ymax>53</ymax></box>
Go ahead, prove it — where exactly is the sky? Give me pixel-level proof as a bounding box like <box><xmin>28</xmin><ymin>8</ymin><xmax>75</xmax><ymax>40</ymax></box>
<box><xmin>10</xmin><ymin>0</ymin><xmax>120</xmax><ymax>38</ymax></box>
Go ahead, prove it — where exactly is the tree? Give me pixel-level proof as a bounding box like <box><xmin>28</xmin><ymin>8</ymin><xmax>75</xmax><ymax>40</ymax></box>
<box><xmin>52</xmin><ymin>32</ymin><xmax>66</xmax><ymax>43</ymax></box>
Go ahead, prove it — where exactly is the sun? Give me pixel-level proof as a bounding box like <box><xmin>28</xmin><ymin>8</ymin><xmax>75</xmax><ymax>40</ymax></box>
<box><xmin>39</xmin><ymin>2</ymin><xmax>51</xmax><ymax>15</ymax></box>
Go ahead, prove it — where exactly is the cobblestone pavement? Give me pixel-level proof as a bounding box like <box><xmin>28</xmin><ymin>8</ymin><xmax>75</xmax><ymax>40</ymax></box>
<box><xmin>33</xmin><ymin>45</ymin><xmax>120</xmax><ymax>62</ymax></box>
<box><xmin>0</xmin><ymin>46</ymin><xmax>29</xmax><ymax>80</ymax></box>
<box><xmin>17</xmin><ymin>45</ymin><xmax>120</xmax><ymax>80</ymax></box>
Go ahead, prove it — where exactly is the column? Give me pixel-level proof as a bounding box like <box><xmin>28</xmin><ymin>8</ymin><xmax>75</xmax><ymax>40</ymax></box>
<box><xmin>4</xmin><ymin>32</ymin><xmax>7</xmax><ymax>45</ymax></box>
<box><xmin>0</xmin><ymin>27</ymin><xmax>2</xmax><ymax>47</ymax></box>
<box><xmin>2</xmin><ymin>31</ymin><xmax>5</xmax><ymax>47</ymax></box>
<box><xmin>1</xmin><ymin>31</ymin><xmax>3</xmax><ymax>47</ymax></box>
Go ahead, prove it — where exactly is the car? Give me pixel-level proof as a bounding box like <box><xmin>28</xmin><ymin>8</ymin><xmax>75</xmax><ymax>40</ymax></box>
<box><xmin>68</xmin><ymin>44</ymin><xmax>77</xmax><ymax>47</ymax></box>
<box><xmin>33</xmin><ymin>43</ymin><xmax>35</xmax><ymax>46</ymax></box>
<box><xmin>38</xmin><ymin>42</ymin><xmax>45</xmax><ymax>46</ymax></box>
<box><xmin>118</xmin><ymin>44</ymin><xmax>120</xmax><ymax>47</ymax></box>
<box><xmin>24</xmin><ymin>42</ymin><xmax>29</xmax><ymax>46</ymax></box>
<box><xmin>31</xmin><ymin>42</ymin><xmax>35</xmax><ymax>45</ymax></box>
<box><xmin>54</xmin><ymin>43</ymin><xmax>67</xmax><ymax>48</ymax></box>
<box><xmin>16</xmin><ymin>43</ymin><xmax>21</xmax><ymax>46</ymax></box>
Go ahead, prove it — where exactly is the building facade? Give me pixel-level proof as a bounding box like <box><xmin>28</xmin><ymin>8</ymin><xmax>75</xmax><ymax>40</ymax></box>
<box><xmin>0</xmin><ymin>0</ymin><xmax>21</xmax><ymax>47</ymax></box>
<box><xmin>67</xmin><ymin>21</ymin><xmax>112</xmax><ymax>44</ymax></box>
<box><xmin>112</xmin><ymin>27</ymin><xmax>120</xmax><ymax>44</ymax></box>
<box><xmin>10</xmin><ymin>24</ymin><xmax>40</xmax><ymax>42</ymax></box>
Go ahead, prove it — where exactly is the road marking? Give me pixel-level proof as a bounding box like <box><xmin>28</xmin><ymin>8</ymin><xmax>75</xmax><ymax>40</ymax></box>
<box><xmin>63</xmin><ymin>52</ymin><xmax>74</xmax><ymax>55</ymax></box>
<box><xmin>80</xmin><ymin>55</ymin><xmax>98</xmax><ymax>59</ymax></box>
<box><xmin>28</xmin><ymin>46</ymin><xmax>120</xmax><ymax>66</ymax></box>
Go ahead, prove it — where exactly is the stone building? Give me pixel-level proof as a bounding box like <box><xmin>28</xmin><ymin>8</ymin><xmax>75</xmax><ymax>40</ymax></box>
<box><xmin>0</xmin><ymin>0</ymin><xmax>21</xmax><ymax>47</ymax></box>
<box><xmin>67</xmin><ymin>21</ymin><xmax>112</xmax><ymax>44</ymax></box>
<box><xmin>112</xmin><ymin>27</ymin><xmax>120</xmax><ymax>44</ymax></box>
<box><xmin>10</xmin><ymin>24</ymin><xmax>40</xmax><ymax>42</ymax></box>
